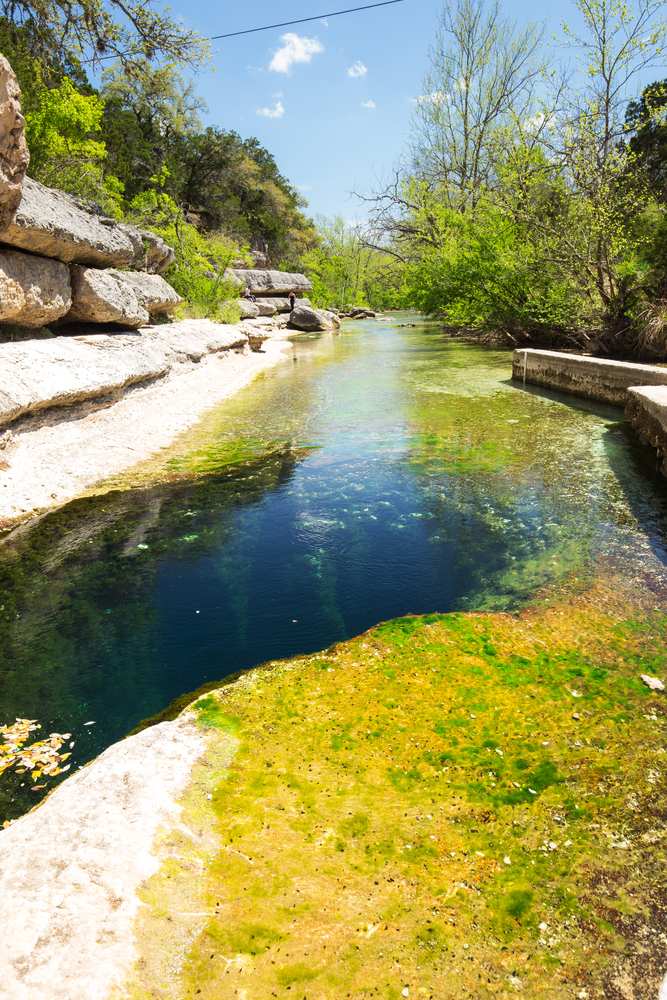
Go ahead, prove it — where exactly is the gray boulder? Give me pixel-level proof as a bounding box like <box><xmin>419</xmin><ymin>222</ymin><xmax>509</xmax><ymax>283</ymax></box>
<box><xmin>228</xmin><ymin>269</ymin><xmax>312</xmax><ymax>296</ymax></box>
<box><xmin>239</xmin><ymin>299</ymin><xmax>259</xmax><ymax>319</ymax></box>
<box><xmin>1</xmin><ymin>178</ymin><xmax>174</xmax><ymax>272</ymax></box>
<box><xmin>109</xmin><ymin>270</ymin><xmax>182</xmax><ymax>314</ymax></box>
<box><xmin>289</xmin><ymin>304</ymin><xmax>337</xmax><ymax>332</ymax></box>
<box><xmin>320</xmin><ymin>309</ymin><xmax>341</xmax><ymax>329</ymax></box>
<box><xmin>0</xmin><ymin>249</ymin><xmax>71</xmax><ymax>327</ymax></box>
<box><xmin>67</xmin><ymin>265</ymin><xmax>149</xmax><ymax>328</ymax></box>
<box><xmin>0</xmin><ymin>56</ymin><xmax>29</xmax><ymax>231</ymax></box>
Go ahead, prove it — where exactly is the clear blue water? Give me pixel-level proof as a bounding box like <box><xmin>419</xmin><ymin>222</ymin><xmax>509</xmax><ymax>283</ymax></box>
<box><xmin>2</xmin><ymin>314</ymin><xmax>667</xmax><ymax>818</ymax></box>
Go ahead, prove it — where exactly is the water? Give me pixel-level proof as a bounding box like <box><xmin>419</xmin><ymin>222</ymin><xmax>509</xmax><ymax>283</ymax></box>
<box><xmin>2</xmin><ymin>315</ymin><xmax>667</xmax><ymax>817</ymax></box>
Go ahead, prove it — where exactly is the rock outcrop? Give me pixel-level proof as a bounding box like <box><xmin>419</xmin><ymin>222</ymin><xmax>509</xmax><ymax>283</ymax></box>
<box><xmin>229</xmin><ymin>269</ymin><xmax>312</xmax><ymax>296</ymax></box>
<box><xmin>0</xmin><ymin>177</ymin><xmax>174</xmax><ymax>272</ymax></box>
<box><xmin>0</xmin><ymin>716</ymin><xmax>208</xmax><ymax>1000</ymax></box>
<box><xmin>0</xmin><ymin>249</ymin><xmax>71</xmax><ymax>326</ymax></box>
<box><xmin>0</xmin><ymin>56</ymin><xmax>29</xmax><ymax>231</ymax></box>
<box><xmin>67</xmin><ymin>265</ymin><xmax>150</xmax><ymax>328</ymax></box>
<box><xmin>109</xmin><ymin>270</ymin><xmax>182</xmax><ymax>315</ymax></box>
<box><xmin>0</xmin><ymin>321</ymin><xmax>249</xmax><ymax>428</ymax></box>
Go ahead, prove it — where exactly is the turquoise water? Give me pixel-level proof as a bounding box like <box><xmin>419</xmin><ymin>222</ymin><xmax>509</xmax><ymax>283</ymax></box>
<box><xmin>1</xmin><ymin>314</ymin><xmax>667</xmax><ymax>820</ymax></box>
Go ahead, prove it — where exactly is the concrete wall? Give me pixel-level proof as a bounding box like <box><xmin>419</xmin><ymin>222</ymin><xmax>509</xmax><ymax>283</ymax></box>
<box><xmin>626</xmin><ymin>386</ymin><xmax>667</xmax><ymax>474</ymax></box>
<box><xmin>512</xmin><ymin>348</ymin><xmax>667</xmax><ymax>406</ymax></box>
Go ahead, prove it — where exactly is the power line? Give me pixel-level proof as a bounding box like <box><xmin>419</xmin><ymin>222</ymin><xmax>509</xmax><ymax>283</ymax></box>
<box><xmin>208</xmin><ymin>0</ymin><xmax>407</xmax><ymax>41</ymax></box>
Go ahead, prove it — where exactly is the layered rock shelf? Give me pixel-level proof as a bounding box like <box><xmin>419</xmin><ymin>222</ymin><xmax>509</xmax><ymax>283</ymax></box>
<box><xmin>0</xmin><ymin>321</ymin><xmax>249</xmax><ymax>429</ymax></box>
<box><xmin>0</xmin><ymin>57</ymin><xmax>180</xmax><ymax>333</ymax></box>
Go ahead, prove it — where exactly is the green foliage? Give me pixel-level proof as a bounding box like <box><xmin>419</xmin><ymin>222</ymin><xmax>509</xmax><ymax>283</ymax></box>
<box><xmin>304</xmin><ymin>213</ymin><xmax>403</xmax><ymax>310</ymax></box>
<box><xmin>25</xmin><ymin>76</ymin><xmax>106</xmax><ymax>175</ymax></box>
<box><xmin>403</xmin><ymin>190</ymin><xmax>587</xmax><ymax>334</ymax></box>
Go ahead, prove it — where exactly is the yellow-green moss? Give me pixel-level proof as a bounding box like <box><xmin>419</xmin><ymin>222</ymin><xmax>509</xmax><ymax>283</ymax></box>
<box><xmin>120</xmin><ymin>578</ymin><xmax>667</xmax><ymax>999</ymax></box>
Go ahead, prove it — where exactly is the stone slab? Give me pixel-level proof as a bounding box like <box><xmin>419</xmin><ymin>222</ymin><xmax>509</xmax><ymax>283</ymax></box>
<box><xmin>255</xmin><ymin>296</ymin><xmax>312</xmax><ymax>314</ymax></box>
<box><xmin>626</xmin><ymin>385</ymin><xmax>667</xmax><ymax>473</ymax></box>
<box><xmin>512</xmin><ymin>348</ymin><xmax>667</xmax><ymax>406</ymax></box>
<box><xmin>0</xmin><ymin>321</ymin><xmax>249</xmax><ymax>428</ymax></box>
<box><xmin>0</xmin><ymin>717</ymin><xmax>207</xmax><ymax>1000</ymax></box>
<box><xmin>0</xmin><ymin>178</ymin><xmax>174</xmax><ymax>272</ymax></box>
<box><xmin>67</xmin><ymin>264</ymin><xmax>149</xmax><ymax>328</ymax></box>
<box><xmin>110</xmin><ymin>270</ymin><xmax>182</xmax><ymax>314</ymax></box>
<box><xmin>0</xmin><ymin>249</ymin><xmax>71</xmax><ymax>326</ymax></box>
<box><xmin>228</xmin><ymin>268</ymin><xmax>312</xmax><ymax>296</ymax></box>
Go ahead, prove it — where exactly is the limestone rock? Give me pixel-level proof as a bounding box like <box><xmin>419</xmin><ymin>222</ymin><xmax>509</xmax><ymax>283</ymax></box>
<box><xmin>0</xmin><ymin>717</ymin><xmax>207</xmax><ymax>1000</ymax></box>
<box><xmin>320</xmin><ymin>309</ymin><xmax>341</xmax><ymax>329</ymax></box>
<box><xmin>255</xmin><ymin>296</ymin><xmax>312</xmax><ymax>314</ymax></box>
<box><xmin>67</xmin><ymin>265</ymin><xmax>150</xmax><ymax>328</ymax></box>
<box><xmin>0</xmin><ymin>333</ymin><xmax>171</xmax><ymax>427</ymax></box>
<box><xmin>228</xmin><ymin>269</ymin><xmax>312</xmax><ymax>296</ymax></box>
<box><xmin>0</xmin><ymin>56</ymin><xmax>29</xmax><ymax>231</ymax></box>
<box><xmin>247</xmin><ymin>329</ymin><xmax>272</xmax><ymax>352</ymax></box>
<box><xmin>0</xmin><ymin>249</ymin><xmax>71</xmax><ymax>326</ymax></box>
<box><xmin>289</xmin><ymin>304</ymin><xmax>338</xmax><ymax>332</ymax></box>
<box><xmin>109</xmin><ymin>270</ymin><xmax>182</xmax><ymax>314</ymax></box>
<box><xmin>1</xmin><ymin>178</ymin><xmax>174</xmax><ymax>272</ymax></box>
<box><xmin>256</xmin><ymin>299</ymin><xmax>279</xmax><ymax>316</ymax></box>
<box><xmin>137</xmin><ymin>229</ymin><xmax>175</xmax><ymax>274</ymax></box>
<box><xmin>350</xmin><ymin>306</ymin><xmax>376</xmax><ymax>318</ymax></box>
<box><xmin>641</xmin><ymin>674</ymin><xmax>665</xmax><ymax>692</ymax></box>
<box><xmin>239</xmin><ymin>299</ymin><xmax>260</xmax><ymax>319</ymax></box>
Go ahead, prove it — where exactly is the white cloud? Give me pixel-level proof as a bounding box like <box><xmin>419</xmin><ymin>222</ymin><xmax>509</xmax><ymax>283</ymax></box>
<box><xmin>256</xmin><ymin>101</ymin><xmax>285</xmax><ymax>118</ymax></box>
<box><xmin>247</xmin><ymin>64</ymin><xmax>264</xmax><ymax>75</ymax></box>
<box><xmin>269</xmin><ymin>33</ymin><xmax>324</xmax><ymax>74</ymax></box>
<box><xmin>296</xmin><ymin>184</ymin><xmax>312</xmax><ymax>191</ymax></box>
<box><xmin>273</xmin><ymin>91</ymin><xmax>283</xmax><ymax>98</ymax></box>
<box><xmin>361</xmin><ymin>99</ymin><xmax>376</xmax><ymax>108</ymax></box>
<box><xmin>348</xmin><ymin>61</ymin><xmax>367</xmax><ymax>78</ymax></box>
<box><xmin>413</xmin><ymin>90</ymin><xmax>450</xmax><ymax>104</ymax></box>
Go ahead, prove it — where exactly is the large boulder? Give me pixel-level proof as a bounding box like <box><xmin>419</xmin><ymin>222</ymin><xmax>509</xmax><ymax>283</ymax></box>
<box><xmin>110</xmin><ymin>270</ymin><xmax>182</xmax><ymax>314</ymax></box>
<box><xmin>0</xmin><ymin>56</ymin><xmax>29</xmax><ymax>231</ymax></box>
<box><xmin>66</xmin><ymin>265</ymin><xmax>149</xmax><ymax>328</ymax></box>
<box><xmin>0</xmin><ymin>178</ymin><xmax>174</xmax><ymax>272</ymax></box>
<box><xmin>289</xmin><ymin>304</ymin><xmax>339</xmax><ymax>332</ymax></box>
<box><xmin>0</xmin><ymin>249</ymin><xmax>71</xmax><ymax>327</ymax></box>
<box><xmin>228</xmin><ymin>269</ymin><xmax>312</xmax><ymax>296</ymax></box>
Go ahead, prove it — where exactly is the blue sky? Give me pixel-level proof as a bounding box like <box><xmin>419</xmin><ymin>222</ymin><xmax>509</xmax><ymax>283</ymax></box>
<box><xmin>160</xmin><ymin>0</ymin><xmax>605</xmax><ymax>221</ymax></box>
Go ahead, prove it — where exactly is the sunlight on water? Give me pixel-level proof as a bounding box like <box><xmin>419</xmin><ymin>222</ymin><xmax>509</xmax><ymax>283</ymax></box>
<box><xmin>1</xmin><ymin>314</ymin><xmax>666</xmax><ymax>819</ymax></box>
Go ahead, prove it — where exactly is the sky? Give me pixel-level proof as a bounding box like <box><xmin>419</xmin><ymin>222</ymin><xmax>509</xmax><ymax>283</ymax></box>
<box><xmin>143</xmin><ymin>0</ymin><xmax>612</xmax><ymax>222</ymax></box>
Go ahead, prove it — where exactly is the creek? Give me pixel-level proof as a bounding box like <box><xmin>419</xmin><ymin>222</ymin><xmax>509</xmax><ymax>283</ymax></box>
<box><xmin>1</xmin><ymin>313</ymin><xmax>667</xmax><ymax>820</ymax></box>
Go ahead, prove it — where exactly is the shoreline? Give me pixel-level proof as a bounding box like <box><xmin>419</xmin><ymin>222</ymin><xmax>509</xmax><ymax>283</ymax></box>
<box><xmin>0</xmin><ymin>326</ymin><xmax>293</xmax><ymax>531</ymax></box>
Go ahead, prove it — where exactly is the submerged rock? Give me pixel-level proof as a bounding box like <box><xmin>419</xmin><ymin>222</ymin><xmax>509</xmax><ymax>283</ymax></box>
<box><xmin>641</xmin><ymin>673</ymin><xmax>665</xmax><ymax>691</ymax></box>
<box><xmin>0</xmin><ymin>55</ymin><xmax>29</xmax><ymax>232</ymax></box>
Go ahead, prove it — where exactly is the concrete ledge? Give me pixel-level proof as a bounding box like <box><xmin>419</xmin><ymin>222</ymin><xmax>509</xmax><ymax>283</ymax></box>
<box><xmin>626</xmin><ymin>386</ymin><xmax>667</xmax><ymax>473</ymax></box>
<box><xmin>512</xmin><ymin>348</ymin><xmax>667</xmax><ymax>406</ymax></box>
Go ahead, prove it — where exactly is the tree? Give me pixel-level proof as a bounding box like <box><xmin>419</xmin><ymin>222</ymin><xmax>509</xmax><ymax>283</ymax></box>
<box><xmin>624</xmin><ymin>79</ymin><xmax>667</xmax><ymax>205</ymax></box>
<box><xmin>408</xmin><ymin>0</ymin><xmax>547</xmax><ymax>211</ymax></box>
<box><xmin>0</xmin><ymin>0</ymin><xmax>206</xmax><ymax>73</ymax></box>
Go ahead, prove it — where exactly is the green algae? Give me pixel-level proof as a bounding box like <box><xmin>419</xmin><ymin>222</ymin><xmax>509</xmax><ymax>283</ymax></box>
<box><xmin>119</xmin><ymin>577</ymin><xmax>667</xmax><ymax>999</ymax></box>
